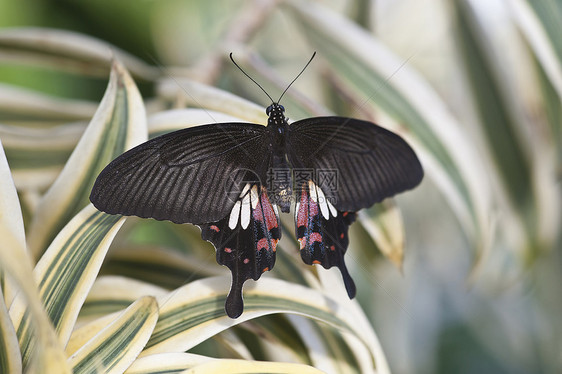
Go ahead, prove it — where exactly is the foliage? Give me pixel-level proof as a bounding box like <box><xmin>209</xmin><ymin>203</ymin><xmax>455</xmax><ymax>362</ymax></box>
<box><xmin>0</xmin><ymin>0</ymin><xmax>560</xmax><ymax>373</ymax></box>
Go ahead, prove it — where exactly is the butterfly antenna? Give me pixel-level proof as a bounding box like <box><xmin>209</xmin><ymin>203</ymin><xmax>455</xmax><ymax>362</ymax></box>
<box><xmin>230</xmin><ymin>53</ymin><xmax>275</xmax><ymax>103</ymax></box>
<box><xmin>277</xmin><ymin>51</ymin><xmax>316</xmax><ymax>104</ymax></box>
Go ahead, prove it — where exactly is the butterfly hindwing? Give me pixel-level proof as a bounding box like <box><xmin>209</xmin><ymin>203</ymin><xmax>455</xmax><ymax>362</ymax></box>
<box><xmin>90</xmin><ymin>123</ymin><xmax>269</xmax><ymax>224</ymax></box>
<box><xmin>287</xmin><ymin>117</ymin><xmax>423</xmax><ymax>212</ymax></box>
<box><xmin>200</xmin><ymin>183</ymin><xmax>281</xmax><ymax>318</ymax></box>
<box><xmin>295</xmin><ymin>180</ymin><xmax>357</xmax><ymax>298</ymax></box>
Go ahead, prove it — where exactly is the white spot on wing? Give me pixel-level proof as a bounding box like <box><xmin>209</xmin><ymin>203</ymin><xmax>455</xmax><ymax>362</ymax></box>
<box><xmin>316</xmin><ymin>185</ymin><xmax>330</xmax><ymax>219</ymax></box>
<box><xmin>240</xmin><ymin>183</ymin><xmax>251</xmax><ymax>197</ymax></box>
<box><xmin>294</xmin><ymin>201</ymin><xmax>300</xmax><ymax>221</ymax></box>
<box><xmin>327</xmin><ymin>200</ymin><xmax>338</xmax><ymax>217</ymax></box>
<box><xmin>309</xmin><ymin>181</ymin><xmax>318</xmax><ymax>202</ymax></box>
<box><xmin>250</xmin><ymin>185</ymin><xmax>259</xmax><ymax>209</ymax></box>
<box><xmin>229</xmin><ymin>201</ymin><xmax>241</xmax><ymax>229</ymax></box>
<box><xmin>241</xmin><ymin>190</ymin><xmax>251</xmax><ymax>229</ymax></box>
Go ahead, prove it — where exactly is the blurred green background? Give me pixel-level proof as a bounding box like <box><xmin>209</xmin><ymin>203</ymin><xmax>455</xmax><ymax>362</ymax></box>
<box><xmin>1</xmin><ymin>0</ymin><xmax>560</xmax><ymax>373</ymax></box>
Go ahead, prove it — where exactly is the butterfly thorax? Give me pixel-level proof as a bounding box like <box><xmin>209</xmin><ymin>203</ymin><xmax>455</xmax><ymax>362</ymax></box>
<box><xmin>265</xmin><ymin>103</ymin><xmax>292</xmax><ymax>213</ymax></box>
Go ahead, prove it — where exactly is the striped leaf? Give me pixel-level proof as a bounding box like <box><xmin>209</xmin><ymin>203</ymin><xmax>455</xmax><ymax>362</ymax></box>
<box><xmin>0</xmin><ymin>141</ymin><xmax>70</xmax><ymax>373</ymax></box>
<box><xmin>68</xmin><ymin>296</ymin><xmax>158</xmax><ymax>374</ymax></box>
<box><xmin>9</xmin><ymin>205</ymin><xmax>124</xmax><ymax>367</ymax></box>
<box><xmin>0</xmin><ymin>288</ymin><xmax>21</xmax><ymax>374</ymax></box>
<box><xmin>451</xmin><ymin>0</ymin><xmax>559</xmax><ymax>261</ymax></box>
<box><xmin>27</xmin><ymin>58</ymin><xmax>147</xmax><ymax>258</ymax></box>
<box><xmin>75</xmin><ymin>275</ymin><xmax>167</xmax><ymax>328</ymax></box>
<box><xmin>0</xmin><ymin>83</ymin><xmax>96</xmax><ymax>124</ymax></box>
<box><xmin>140</xmin><ymin>276</ymin><xmax>387</xmax><ymax>371</ymax></box>
<box><xmin>156</xmin><ymin>78</ymin><xmax>266</xmax><ymax>124</ymax></box>
<box><xmin>182</xmin><ymin>359</ymin><xmax>326</xmax><ymax>374</ymax></box>
<box><xmin>125</xmin><ymin>352</ymin><xmax>325</xmax><ymax>374</ymax></box>
<box><xmin>287</xmin><ymin>314</ymin><xmax>382</xmax><ymax>374</ymax></box>
<box><xmin>0</xmin><ymin>27</ymin><xmax>158</xmax><ymax>80</ymax></box>
<box><xmin>1</xmin><ymin>122</ymin><xmax>86</xmax><ymax>191</ymax></box>
<box><xmin>358</xmin><ymin>200</ymin><xmax>405</xmax><ymax>270</ymax></box>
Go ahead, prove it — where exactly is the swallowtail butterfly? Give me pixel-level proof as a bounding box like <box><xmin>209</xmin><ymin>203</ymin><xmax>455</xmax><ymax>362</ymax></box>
<box><xmin>90</xmin><ymin>53</ymin><xmax>423</xmax><ymax>318</ymax></box>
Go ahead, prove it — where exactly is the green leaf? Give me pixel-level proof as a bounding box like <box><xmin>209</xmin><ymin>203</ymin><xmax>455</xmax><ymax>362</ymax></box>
<box><xmin>358</xmin><ymin>200</ymin><xmax>405</xmax><ymax>270</ymax></box>
<box><xmin>0</xmin><ymin>141</ymin><xmax>70</xmax><ymax>373</ymax></box>
<box><xmin>10</xmin><ymin>205</ymin><xmax>125</xmax><ymax>366</ymax></box>
<box><xmin>27</xmin><ymin>58</ymin><xmax>147</xmax><ymax>258</ymax></box>
<box><xmin>287</xmin><ymin>315</ymin><xmax>375</xmax><ymax>374</ymax></box>
<box><xmin>0</xmin><ymin>27</ymin><xmax>158</xmax><ymax>80</ymax></box>
<box><xmin>452</xmin><ymin>0</ymin><xmax>559</xmax><ymax>260</ymax></box>
<box><xmin>1</xmin><ymin>122</ymin><xmax>85</xmax><ymax>191</ymax></box>
<box><xmin>0</xmin><ymin>288</ymin><xmax>21</xmax><ymax>374</ymax></box>
<box><xmin>124</xmin><ymin>353</ymin><xmax>213</xmax><ymax>374</ymax></box>
<box><xmin>183</xmin><ymin>359</ymin><xmax>326</xmax><ymax>374</ymax></box>
<box><xmin>76</xmin><ymin>275</ymin><xmax>167</xmax><ymax>326</ymax></box>
<box><xmin>140</xmin><ymin>277</ymin><xmax>387</xmax><ymax>371</ymax></box>
<box><xmin>0</xmin><ymin>83</ymin><xmax>96</xmax><ymax>123</ymax></box>
<box><xmin>156</xmin><ymin>78</ymin><xmax>267</xmax><ymax>124</ymax></box>
<box><xmin>125</xmin><ymin>352</ymin><xmax>325</xmax><ymax>374</ymax></box>
<box><xmin>68</xmin><ymin>296</ymin><xmax>159</xmax><ymax>374</ymax></box>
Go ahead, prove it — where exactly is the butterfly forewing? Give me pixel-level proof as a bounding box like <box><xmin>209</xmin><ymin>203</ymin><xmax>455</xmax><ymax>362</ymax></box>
<box><xmin>200</xmin><ymin>183</ymin><xmax>281</xmax><ymax>318</ymax></box>
<box><xmin>287</xmin><ymin>117</ymin><xmax>423</xmax><ymax>212</ymax></box>
<box><xmin>90</xmin><ymin>123</ymin><xmax>269</xmax><ymax>224</ymax></box>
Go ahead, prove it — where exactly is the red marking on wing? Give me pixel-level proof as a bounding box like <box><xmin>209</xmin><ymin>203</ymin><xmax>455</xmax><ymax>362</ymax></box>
<box><xmin>343</xmin><ymin>212</ymin><xmax>349</xmax><ymax>217</ymax></box>
<box><xmin>262</xmin><ymin>267</ymin><xmax>269</xmax><ymax>272</ymax></box>
<box><xmin>257</xmin><ymin>238</ymin><xmax>268</xmax><ymax>251</ymax></box>
<box><xmin>210</xmin><ymin>225</ymin><xmax>220</xmax><ymax>232</ymax></box>
<box><xmin>330</xmin><ymin>245</ymin><xmax>335</xmax><ymax>251</ymax></box>
<box><xmin>312</xmin><ymin>260</ymin><xmax>321</xmax><ymax>264</ymax></box>
<box><xmin>224</xmin><ymin>247</ymin><xmax>232</xmax><ymax>253</ymax></box>
<box><xmin>298</xmin><ymin>232</ymin><xmax>323</xmax><ymax>250</ymax></box>
<box><xmin>261</xmin><ymin>191</ymin><xmax>279</xmax><ymax>231</ymax></box>
<box><xmin>310</xmin><ymin>232</ymin><xmax>322</xmax><ymax>243</ymax></box>
<box><xmin>296</xmin><ymin>188</ymin><xmax>319</xmax><ymax>228</ymax></box>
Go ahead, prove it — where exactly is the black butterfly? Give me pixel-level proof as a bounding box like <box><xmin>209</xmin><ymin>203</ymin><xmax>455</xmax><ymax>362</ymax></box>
<box><xmin>90</xmin><ymin>53</ymin><xmax>423</xmax><ymax>318</ymax></box>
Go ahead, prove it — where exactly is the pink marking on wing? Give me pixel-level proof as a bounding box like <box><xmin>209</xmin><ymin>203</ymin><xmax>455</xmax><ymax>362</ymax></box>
<box><xmin>252</xmin><ymin>192</ymin><xmax>264</xmax><ymax>221</ymax></box>
<box><xmin>243</xmin><ymin>258</ymin><xmax>250</xmax><ymax>264</ymax></box>
<box><xmin>259</xmin><ymin>190</ymin><xmax>279</xmax><ymax>231</ymax></box>
<box><xmin>296</xmin><ymin>188</ymin><xmax>319</xmax><ymax>228</ymax></box>
<box><xmin>210</xmin><ymin>225</ymin><xmax>220</xmax><ymax>232</ymax></box>
<box><xmin>224</xmin><ymin>247</ymin><xmax>232</xmax><ymax>253</ymax></box>
<box><xmin>257</xmin><ymin>238</ymin><xmax>269</xmax><ymax>251</ymax></box>
<box><xmin>310</xmin><ymin>232</ymin><xmax>322</xmax><ymax>243</ymax></box>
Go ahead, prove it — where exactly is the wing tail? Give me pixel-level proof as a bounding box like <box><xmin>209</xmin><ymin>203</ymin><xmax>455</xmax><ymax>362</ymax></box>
<box><xmin>200</xmin><ymin>184</ymin><xmax>281</xmax><ymax>318</ymax></box>
<box><xmin>295</xmin><ymin>180</ymin><xmax>357</xmax><ymax>298</ymax></box>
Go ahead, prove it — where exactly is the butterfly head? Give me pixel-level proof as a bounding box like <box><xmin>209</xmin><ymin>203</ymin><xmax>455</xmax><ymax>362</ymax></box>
<box><xmin>266</xmin><ymin>103</ymin><xmax>286</xmax><ymax>127</ymax></box>
<box><xmin>266</xmin><ymin>103</ymin><xmax>284</xmax><ymax>115</ymax></box>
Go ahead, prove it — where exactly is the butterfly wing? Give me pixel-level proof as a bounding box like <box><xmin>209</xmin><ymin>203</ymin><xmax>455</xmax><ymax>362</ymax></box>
<box><xmin>90</xmin><ymin>123</ymin><xmax>270</xmax><ymax>224</ymax></box>
<box><xmin>294</xmin><ymin>180</ymin><xmax>357</xmax><ymax>298</ymax></box>
<box><xmin>200</xmin><ymin>183</ymin><xmax>281</xmax><ymax>318</ymax></box>
<box><xmin>287</xmin><ymin>117</ymin><xmax>423</xmax><ymax>212</ymax></box>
